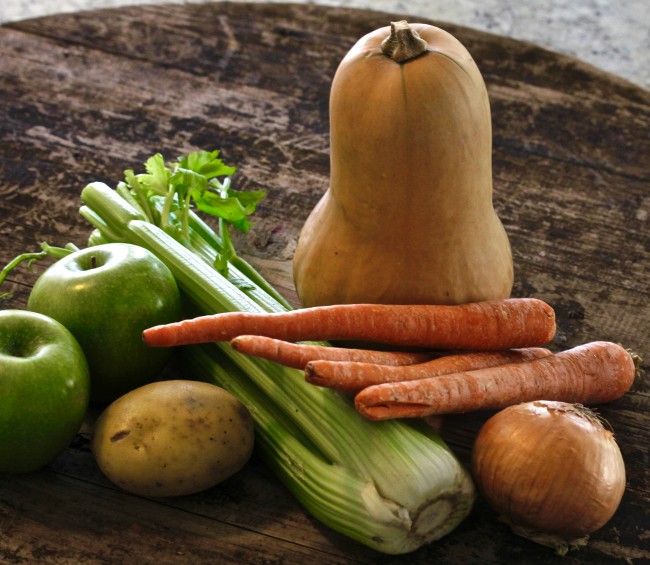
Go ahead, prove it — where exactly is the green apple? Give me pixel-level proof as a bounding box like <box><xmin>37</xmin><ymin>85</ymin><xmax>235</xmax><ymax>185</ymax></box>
<box><xmin>27</xmin><ymin>243</ymin><xmax>183</xmax><ymax>404</ymax></box>
<box><xmin>0</xmin><ymin>309</ymin><xmax>90</xmax><ymax>473</ymax></box>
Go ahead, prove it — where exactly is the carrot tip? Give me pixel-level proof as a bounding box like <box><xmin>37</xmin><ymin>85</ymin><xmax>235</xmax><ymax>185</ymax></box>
<box><xmin>304</xmin><ymin>362</ymin><xmax>318</xmax><ymax>382</ymax></box>
<box><xmin>142</xmin><ymin>325</ymin><xmax>180</xmax><ymax>348</ymax></box>
<box><xmin>303</xmin><ymin>362</ymin><xmax>335</xmax><ymax>389</ymax></box>
<box><xmin>142</xmin><ymin>327</ymin><xmax>160</xmax><ymax>347</ymax></box>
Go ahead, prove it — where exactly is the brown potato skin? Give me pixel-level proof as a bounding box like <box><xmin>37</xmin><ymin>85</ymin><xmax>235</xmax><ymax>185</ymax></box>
<box><xmin>92</xmin><ymin>380</ymin><xmax>254</xmax><ymax>497</ymax></box>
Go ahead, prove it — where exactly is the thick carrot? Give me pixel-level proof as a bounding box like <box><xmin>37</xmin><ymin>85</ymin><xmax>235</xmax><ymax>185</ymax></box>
<box><xmin>143</xmin><ymin>298</ymin><xmax>556</xmax><ymax>350</ymax></box>
<box><xmin>230</xmin><ymin>335</ymin><xmax>433</xmax><ymax>370</ymax></box>
<box><xmin>354</xmin><ymin>341</ymin><xmax>637</xmax><ymax>421</ymax></box>
<box><xmin>305</xmin><ymin>348</ymin><xmax>552</xmax><ymax>392</ymax></box>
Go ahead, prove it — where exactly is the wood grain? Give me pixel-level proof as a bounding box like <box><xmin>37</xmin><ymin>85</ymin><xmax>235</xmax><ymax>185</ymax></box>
<box><xmin>0</xmin><ymin>2</ymin><xmax>648</xmax><ymax>563</ymax></box>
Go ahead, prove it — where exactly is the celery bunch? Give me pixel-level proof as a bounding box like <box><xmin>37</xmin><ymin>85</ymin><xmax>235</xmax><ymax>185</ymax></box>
<box><xmin>78</xmin><ymin>152</ymin><xmax>474</xmax><ymax>555</ymax></box>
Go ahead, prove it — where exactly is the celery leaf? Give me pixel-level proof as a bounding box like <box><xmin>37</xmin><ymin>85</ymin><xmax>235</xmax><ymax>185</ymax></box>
<box><xmin>122</xmin><ymin>149</ymin><xmax>265</xmax><ymax>276</ymax></box>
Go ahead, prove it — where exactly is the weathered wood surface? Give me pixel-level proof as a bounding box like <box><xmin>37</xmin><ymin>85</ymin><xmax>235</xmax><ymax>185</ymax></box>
<box><xmin>0</xmin><ymin>2</ymin><xmax>648</xmax><ymax>563</ymax></box>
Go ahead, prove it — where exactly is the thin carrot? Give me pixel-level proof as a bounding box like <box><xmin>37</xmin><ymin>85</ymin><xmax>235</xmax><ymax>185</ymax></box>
<box><xmin>143</xmin><ymin>298</ymin><xmax>556</xmax><ymax>350</ymax></box>
<box><xmin>305</xmin><ymin>347</ymin><xmax>552</xmax><ymax>392</ymax></box>
<box><xmin>230</xmin><ymin>335</ymin><xmax>433</xmax><ymax>370</ymax></box>
<box><xmin>354</xmin><ymin>341</ymin><xmax>637</xmax><ymax>421</ymax></box>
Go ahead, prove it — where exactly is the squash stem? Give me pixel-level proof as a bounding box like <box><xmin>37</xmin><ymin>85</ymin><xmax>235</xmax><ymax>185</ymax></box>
<box><xmin>380</xmin><ymin>20</ymin><xmax>428</xmax><ymax>63</ymax></box>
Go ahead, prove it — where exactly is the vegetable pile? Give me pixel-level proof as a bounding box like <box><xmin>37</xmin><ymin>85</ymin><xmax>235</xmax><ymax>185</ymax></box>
<box><xmin>143</xmin><ymin>288</ymin><xmax>639</xmax><ymax>553</ymax></box>
<box><xmin>77</xmin><ymin>157</ymin><xmax>476</xmax><ymax>555</ymax></box>
<box><xmin>0</xmin><ymin>18</ymin><xmax>643</xmax><ymax>559</ymax></box>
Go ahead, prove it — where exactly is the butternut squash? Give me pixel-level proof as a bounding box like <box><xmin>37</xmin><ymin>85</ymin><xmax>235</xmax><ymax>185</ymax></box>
<box><xmin>293</xmin><ymin>21</ymin><xmax>514</xmax><ymax>307</ymax></box>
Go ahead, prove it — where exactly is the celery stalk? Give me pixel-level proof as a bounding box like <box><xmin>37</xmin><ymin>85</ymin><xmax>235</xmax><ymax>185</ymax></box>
<box><xmin>82</xmin><ymin>183</ymin><xmax>285</xmax><ymax>314</ymax></box>
<box><xmin>190</xmin><ymin>212</ymin><xmax>293</xmax><ymax>310</ymax></box>
<box><xmin>80</xmin><ymin>182</ymin><xmax>475</xmax><ymax>554</ymax></box>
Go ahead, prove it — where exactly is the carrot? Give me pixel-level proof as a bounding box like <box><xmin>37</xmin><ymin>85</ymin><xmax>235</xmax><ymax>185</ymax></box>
<box><xmin>142</xmin><ymin>298</ymin><xmax>556</xmax><ymax>350</ymax></box>
<box><xmin>305</xmin><ymin>347</ymin><xmax>552</xmax><ymax>392</ymax></box>
<box><xmin>354</xmin><ymin>341</ymin><xmax>637</xmax><ymax>421</ymax></box>
<box><xmin>230</xmin><ymin>335</ymin><xmax>433</xmax><ymax>370</ymax></box>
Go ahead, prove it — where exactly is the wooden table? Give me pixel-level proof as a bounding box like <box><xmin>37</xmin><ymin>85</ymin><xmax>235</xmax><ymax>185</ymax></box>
<box><xmin>1</xmin><ymin>2</ymin><xmax>648</xmax><ymax>563</ymax></box>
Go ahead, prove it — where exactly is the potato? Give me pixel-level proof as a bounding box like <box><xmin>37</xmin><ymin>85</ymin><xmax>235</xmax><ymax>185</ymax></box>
<box><xmin>91</xmin><ymin>379</ymin><xmax>254</xmax><ymax>497</ymax></box>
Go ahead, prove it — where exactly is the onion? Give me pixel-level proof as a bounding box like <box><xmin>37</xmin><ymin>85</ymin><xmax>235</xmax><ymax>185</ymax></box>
<box><xmin>471</xmin><ymin>400</ymin><xmax>626</xmax><ymax>552</ymax></box>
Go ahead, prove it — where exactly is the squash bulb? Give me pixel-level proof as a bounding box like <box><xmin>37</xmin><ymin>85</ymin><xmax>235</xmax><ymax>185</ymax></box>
<box><xmin>293</xmin><ymin>21</ymin><xmax>514</xmax><ymax>307</ymax></box>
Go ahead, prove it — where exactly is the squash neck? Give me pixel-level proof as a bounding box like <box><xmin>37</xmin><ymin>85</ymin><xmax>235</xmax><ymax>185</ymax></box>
<box><xmin>380</xmin><ymin>21</ymin><xmax>429</xmax><ymax>63</ymax></box>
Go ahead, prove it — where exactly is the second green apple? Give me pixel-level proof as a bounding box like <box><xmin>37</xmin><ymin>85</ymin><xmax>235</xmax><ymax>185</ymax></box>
<box><xmin>28</xmin><ymin>243</ymin><xmax>183</xmax><ymax>403</ymax></box>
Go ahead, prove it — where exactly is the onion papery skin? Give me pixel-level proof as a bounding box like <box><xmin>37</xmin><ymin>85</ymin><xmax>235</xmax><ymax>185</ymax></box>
<box><xmin>471</xmin><ymin>401</ymin><xmax>626</xmax><ymax>542</ymax></box>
